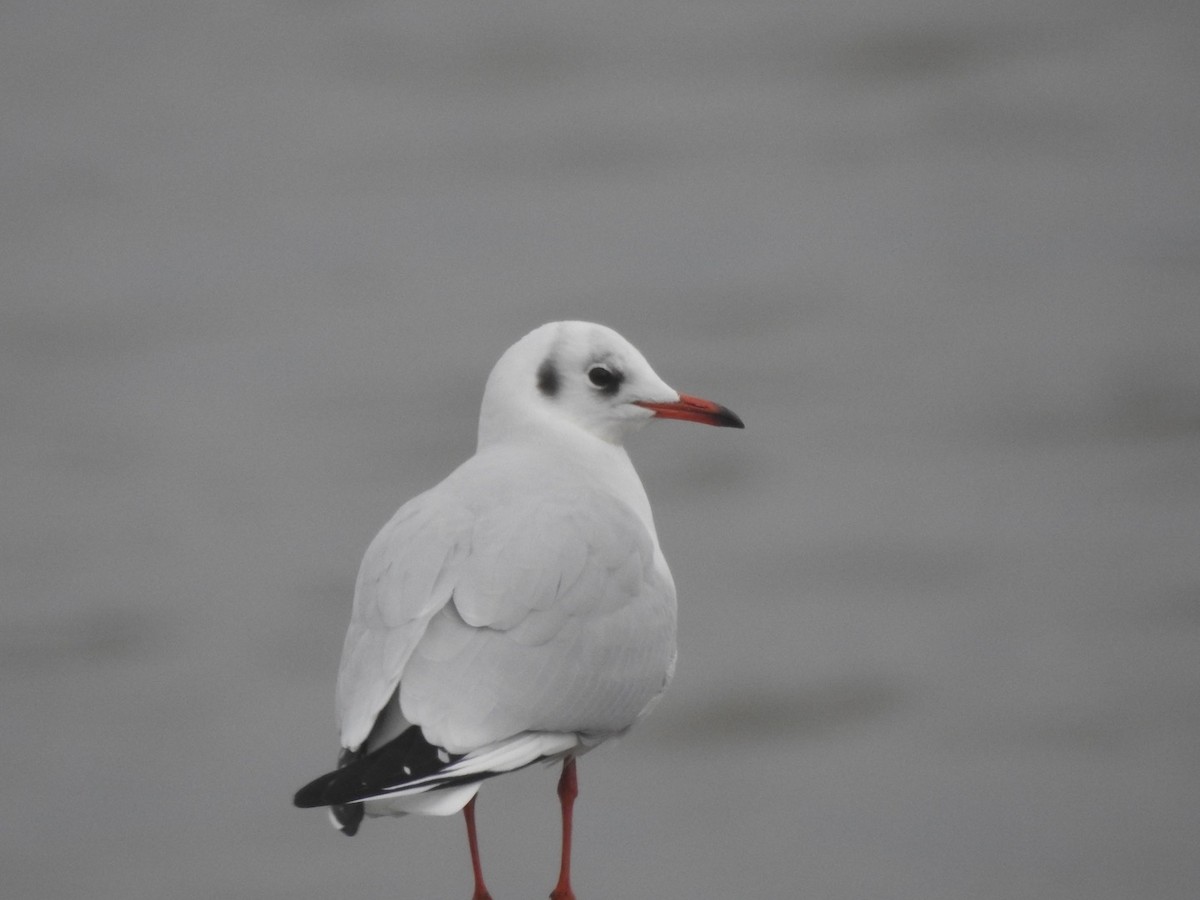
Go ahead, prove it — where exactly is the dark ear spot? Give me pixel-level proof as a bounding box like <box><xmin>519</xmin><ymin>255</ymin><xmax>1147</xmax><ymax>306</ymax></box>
<box><xmin>537</xmin><ymin>358</ymin><xmax>560</xmax><ymax>397</ymax></box>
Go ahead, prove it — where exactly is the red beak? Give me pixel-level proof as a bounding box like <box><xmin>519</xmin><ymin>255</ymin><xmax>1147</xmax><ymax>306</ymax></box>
<box><xmin>635</xmin><ymin>393</ymin><xmax>744</xmax><ymax>428</ymax></box>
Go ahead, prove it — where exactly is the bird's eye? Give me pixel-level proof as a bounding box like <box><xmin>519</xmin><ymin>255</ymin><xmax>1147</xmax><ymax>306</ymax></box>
<box><xmin>588</xmin><ymin>366</ymin><xmax>618</xmax><ymax>389</ymax></box>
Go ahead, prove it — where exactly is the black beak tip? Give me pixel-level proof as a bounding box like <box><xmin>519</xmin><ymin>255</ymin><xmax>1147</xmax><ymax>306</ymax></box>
<box><xmin>717</xmin><ymin>406</ymin><xmax>745</xmax><ymax>429</ymax></box>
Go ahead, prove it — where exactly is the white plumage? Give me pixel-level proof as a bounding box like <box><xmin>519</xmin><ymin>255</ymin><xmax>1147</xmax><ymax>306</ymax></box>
<box><xmin>294</xmin><ymin>320</ymin><xmax>742</xmax><ymax>900</ymax></box>
<box><xmin>339</xmin><ymin>443</ymin><xmax>676</xmax><ymax>766</ymax></box>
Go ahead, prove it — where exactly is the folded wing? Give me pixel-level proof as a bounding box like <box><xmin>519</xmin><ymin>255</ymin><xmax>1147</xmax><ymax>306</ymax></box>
<box><xmin>334</xmin><ymin>454</ymin><xmax>677</xmax><ymax>759</ymax></box>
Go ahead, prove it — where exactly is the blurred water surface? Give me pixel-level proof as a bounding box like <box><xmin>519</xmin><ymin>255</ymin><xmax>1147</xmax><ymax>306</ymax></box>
<box><xmin>2</xmin><ymin>1</ymin><xmax>1198</xmax><ymax>898</ymax></box>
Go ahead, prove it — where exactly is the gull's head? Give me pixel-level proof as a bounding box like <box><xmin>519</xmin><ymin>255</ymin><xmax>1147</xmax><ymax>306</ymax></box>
<box><xmin>478</xmin><ymin>321</ymin><xmax>743</xmax><ymax>448</ymax></box>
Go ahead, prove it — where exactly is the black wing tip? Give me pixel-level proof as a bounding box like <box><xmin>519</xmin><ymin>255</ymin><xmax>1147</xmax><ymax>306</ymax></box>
<box><xmin>293</xmin><ymin>774</ymin><xmax>333</xmax><ymax>809</ymax></box>
<box><xmin>294</xmin><ymin>744</ymin><xmax>365</xmax><ymax>809</ymax></box>
<box><xmin>293</xmin><ymin>774</ymin><xmax>365</xmax><ymax>835</ymax></box>
<box><xmin>332</xmin><ymin>802</ymin><xmax>364</xmax><ymax>836</ymax></box>
<box><xmin>293</xmin><ymin>726</ymin><xmax>468</xmax><ymax>811</ymax></box>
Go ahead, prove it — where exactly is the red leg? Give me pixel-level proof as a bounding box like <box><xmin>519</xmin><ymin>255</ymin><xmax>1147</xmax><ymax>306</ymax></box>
<box><xmin>549</xmin><ymin>755</ymin><xmax>578</xmax><ymax>900</ymax></box>
<box><xmin>463</xmin><ymin>794</ymin><xmax>493</xmax><ymax>900</ymax></box>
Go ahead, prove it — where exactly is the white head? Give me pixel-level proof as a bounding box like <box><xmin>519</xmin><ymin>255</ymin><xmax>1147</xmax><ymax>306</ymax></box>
<box><xmin>478</xmin><ymin>321</ymin><xmax>742</xmax><ymax>448</ymax></box>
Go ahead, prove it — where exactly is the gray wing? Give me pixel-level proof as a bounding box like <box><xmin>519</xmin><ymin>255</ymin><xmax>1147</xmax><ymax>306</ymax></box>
<box><xmin>398</xmin><ymin>486</ymin><xmax>677</xmax><ymax>754</ymax></box>
<box><xmin>334</xmin><ymin>487</ymin><xmax>474</xmax><ymax>752</ymax></box>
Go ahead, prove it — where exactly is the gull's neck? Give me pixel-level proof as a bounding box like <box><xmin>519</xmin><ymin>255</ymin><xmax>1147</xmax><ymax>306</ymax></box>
<box><xmin>479</xmin><ymin>411</ymin><xmax>658</xmax><ymax>545</ymax></box>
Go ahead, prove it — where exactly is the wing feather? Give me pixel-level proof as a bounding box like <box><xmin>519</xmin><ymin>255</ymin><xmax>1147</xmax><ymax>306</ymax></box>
<box><xmin>401</xmin><ymin>486</ymin><xmax>677</xmax><ymax>753</ymax></box>
<box><xmin>335</xmin><ymin>448</ymin><xmax>677</xmax><ymax>758</ymax></box>
<box><xmin>335</xmin><ymin>489</ymin><xmax>474</xmax><ymax>751</ymax></box>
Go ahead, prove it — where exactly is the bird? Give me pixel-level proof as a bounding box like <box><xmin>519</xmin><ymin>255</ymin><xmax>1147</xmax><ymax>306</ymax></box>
<box><xmin>293</xmin><ymin>320</ymin><xmax>743</xmax><ymax>900</ymax></box>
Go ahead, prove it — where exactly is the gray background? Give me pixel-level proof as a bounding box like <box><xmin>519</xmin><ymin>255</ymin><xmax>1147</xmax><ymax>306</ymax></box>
<box><xmin>3</xmin><ymin>1</ymin><xmax>1198</xmax><ymax>898</ymax></box>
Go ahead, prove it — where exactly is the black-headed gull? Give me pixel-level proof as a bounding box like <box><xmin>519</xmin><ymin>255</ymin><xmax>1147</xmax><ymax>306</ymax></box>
<box><xmin>294</xmin><ymin>321</ymin><xmax>742</xmax><ymax>900</ymax></box>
